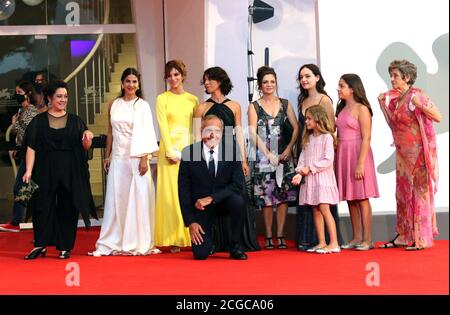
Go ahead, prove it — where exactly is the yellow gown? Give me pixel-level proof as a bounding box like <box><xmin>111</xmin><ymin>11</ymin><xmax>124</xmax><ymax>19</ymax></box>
<box><xmin>154</xmin><ymin>91</ymin><xmax>198</xmax><ymax>247</ymax></box>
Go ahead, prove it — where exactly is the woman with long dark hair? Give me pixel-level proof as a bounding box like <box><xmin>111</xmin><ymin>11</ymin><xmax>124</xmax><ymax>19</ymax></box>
<box><xmin>335</xmin><ymin>74</ymin><xmax>379</xmax><ymax>251</ymax></box>
<box><xmin>90</xmin><ymin>68</ymin><xmax>160</xmax><ymax>256</ymax></box>
<box><xmin>295</xmin><ymin>64</ymin><xmax>343</xmax><ymax>251</ymax></box>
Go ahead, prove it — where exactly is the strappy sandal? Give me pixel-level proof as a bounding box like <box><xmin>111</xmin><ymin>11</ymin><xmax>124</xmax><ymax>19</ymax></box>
<box><xmin>405</xmin><ymin>242</ymin><xmax>425</xmax><ymax>251</ymax></box>
<box><xmin>379</xmin><ymin>234</ymin><xmax>407</xmax><ymax>248</ymax></box>
<box><xmin>265</xmin><ymin>237</ymin><xmax>274</xmax><ymax>250</ymax></box>
<box><xmin>276</xmin><ymin>236</ymin><xmax>287</xmax><ymax>249</ymax></box>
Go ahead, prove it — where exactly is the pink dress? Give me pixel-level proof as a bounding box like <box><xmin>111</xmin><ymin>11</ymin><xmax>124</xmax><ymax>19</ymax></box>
<box><xmin>387</xmin><ymin>88</ymin><xmax>439</xmax><ymax>248</ymax></box>
<box><xmin>335</xmin><ymin>107</ymin><xmax>379</xmax><ymax>201</ymax></box>
<box><xmin>297</xmin><ymin>133</ymin><xmax>339</xmax><ymax>206</ymax></box>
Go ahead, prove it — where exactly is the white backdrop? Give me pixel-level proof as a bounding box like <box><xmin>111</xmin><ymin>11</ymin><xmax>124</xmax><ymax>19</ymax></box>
<box><xmin>206</xmin><ymin>0</ymin><xmax>248</xmax><ymax>111</ymax></box>
<box><xmin>251</xmin><ymin>0</ymin><xmax>317</xmax><ymax>115</ymax></box>
<box><xmin>317</xmin><ymin>0</ymin><xmax>449</xmax><ymax>214</ymax></box>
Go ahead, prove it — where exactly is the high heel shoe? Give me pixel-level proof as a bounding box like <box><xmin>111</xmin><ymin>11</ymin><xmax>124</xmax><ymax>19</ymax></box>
<box><xmin>264</xmin><ymin>237</ymin><xmax>274</xmax><ymax>250</ymax></box>
<box><xmin>276</xmin><ymin>236</ymin><xmax>287</xmax><ymax>249</ymax></box>
<box><xmin>24</xmin><ymin>247</ymin><xmax>46</xmax><ymax>260</ymax></box>
<box><xmin>59</xmin><ymin>251</ymin><xmax>70</xmax><ymax>259</ymax></box>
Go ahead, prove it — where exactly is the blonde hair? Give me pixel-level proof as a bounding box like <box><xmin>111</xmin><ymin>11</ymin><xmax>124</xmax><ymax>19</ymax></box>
<box><xmin>301</xmin><ymin>105</ymin><xmax>336</xmax><ymax>149</ymax></box>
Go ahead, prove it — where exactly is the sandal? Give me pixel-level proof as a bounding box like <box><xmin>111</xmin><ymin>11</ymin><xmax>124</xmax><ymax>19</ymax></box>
<box><xmin>276</xmin><ymin>236</ymin><xmax>287</xmax><ymax>249</ymax></box>
<box><xmin>265</xmin><ymin>237</ymin><xmax>274</xmax><ymax>250</ymax></box>
<box><xmin>379</xmin><ymin>234</ymin><xmax>407</xmax><ymax>248</ymax></box>
<box><xmin>405</xmin><ymin>242</ymin><xmax>424</xmax><ymax>251</ymax></box>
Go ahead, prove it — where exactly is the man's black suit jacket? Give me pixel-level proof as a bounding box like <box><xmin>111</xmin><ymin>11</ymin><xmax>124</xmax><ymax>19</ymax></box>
<box><xmin>178</xmin><ymin>141</ymin><xmax>244</xmax><ymax>227</ymax></box>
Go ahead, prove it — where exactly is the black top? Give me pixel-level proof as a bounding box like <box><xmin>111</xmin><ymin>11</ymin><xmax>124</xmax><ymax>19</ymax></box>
<box><xmin>204</xmin><ymin>98</ymin><xmax>235</xmax><ymax>128</ymax></box>
<box><xmin>24</xmin><ymin>112</ymin><xmax>97</xmax><ymax>227</ymax></box>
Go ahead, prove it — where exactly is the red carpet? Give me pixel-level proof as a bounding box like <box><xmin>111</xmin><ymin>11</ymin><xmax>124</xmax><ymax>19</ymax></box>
<box><xmin>0</xmin><ymin>227</ymin><xmax>447</xmax><ymax>295</ymax></box>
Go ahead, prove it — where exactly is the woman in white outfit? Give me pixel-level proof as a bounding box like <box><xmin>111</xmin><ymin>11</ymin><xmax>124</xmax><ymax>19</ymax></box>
<box><xmin>90</xmin><ymin>68</ymin><xmax>160</xmax><ymax>256</ymax></box>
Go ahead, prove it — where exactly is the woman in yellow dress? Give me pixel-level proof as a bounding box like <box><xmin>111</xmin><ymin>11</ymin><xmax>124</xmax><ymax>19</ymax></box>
<box><xmin>154</xmin><ymin>60</ymin><xmax>199</xmax><ymax>252</ymax></box>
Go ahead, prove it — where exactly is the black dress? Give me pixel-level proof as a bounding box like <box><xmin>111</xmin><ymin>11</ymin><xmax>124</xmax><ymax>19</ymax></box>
<box><xmin>296</xmin><ymin>102</ymin><xmax>343</xmax><ymax>248</ymax></box>
<box><xmin>204</xmin><ymin>99</ymin><xmax>260</xmax><ymax>252</ymax></box>
<box><xmin>24</xmin><ymin>113</ymin><xmax>97</xmax><ymax>251</ymax></box>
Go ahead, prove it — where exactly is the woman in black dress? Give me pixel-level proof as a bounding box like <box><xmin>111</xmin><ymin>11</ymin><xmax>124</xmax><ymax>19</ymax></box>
<box><xmin>22</xmin><ymin>80</ymin><xmax>97</xmax><ymax>259</ymax></box>
<box><xmin>295</xmin><ymin>64</ymin><xmax>343</xmax><ymax>250</ymax></box>
<box><xmin>194</xmin><ymin>67</ymin><xmax>259</xmax><ymax>252</ymax></box>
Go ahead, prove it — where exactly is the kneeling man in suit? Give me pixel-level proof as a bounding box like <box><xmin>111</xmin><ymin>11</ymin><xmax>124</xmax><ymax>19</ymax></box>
<box><xmin>178</xmin><ymin>114</ymin><xmax>247</xmax><ymax>260</ymax></box>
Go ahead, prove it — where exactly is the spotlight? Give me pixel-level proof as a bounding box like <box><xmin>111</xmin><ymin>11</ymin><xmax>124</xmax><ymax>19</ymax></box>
<box><xmin>249</xmin><ymin>0</ymin><xmax>274</xmax><ymax>24</ymax></box>
<box><xmin>247</xmin><ymin>0</ymin><xmax>275</xmax><ymax>102</ymax></box>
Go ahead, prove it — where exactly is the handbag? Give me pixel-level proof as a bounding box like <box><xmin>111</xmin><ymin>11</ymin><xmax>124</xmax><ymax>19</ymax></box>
<box><xmin>14</xmin><ymin>179</ymin><xmax>39</xmax><ymax>205</ymax></box>
<box><xmin>279</xmin><ymin>98</ymin><xmax>293</xmax><ymax>154</ymax></box>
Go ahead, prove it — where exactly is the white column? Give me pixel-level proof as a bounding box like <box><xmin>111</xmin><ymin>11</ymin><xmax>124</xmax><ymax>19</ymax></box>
<box><xmin>131</xmin><ymin>0</ymin><xmax>165</xmax><ymax>138</ymax></box>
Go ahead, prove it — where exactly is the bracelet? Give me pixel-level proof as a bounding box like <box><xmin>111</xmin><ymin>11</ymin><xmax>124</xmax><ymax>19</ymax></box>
<box><xmin>104</xmin><ymin>158</ymin><xmax>110</xmax><ymax>161</ymax></box>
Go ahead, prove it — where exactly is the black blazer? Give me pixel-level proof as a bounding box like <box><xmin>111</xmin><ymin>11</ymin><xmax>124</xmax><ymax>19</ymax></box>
<box><xmin>178</xmin><ymin>141</ymin><xmax>244</xmax><ymax>227</ymax></box>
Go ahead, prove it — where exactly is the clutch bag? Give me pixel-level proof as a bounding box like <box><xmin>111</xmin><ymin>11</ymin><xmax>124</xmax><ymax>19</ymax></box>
<box><xmin>14</xmin><ymin>180</ymin><xmax>39</xmax><ymax>204</ymax></box>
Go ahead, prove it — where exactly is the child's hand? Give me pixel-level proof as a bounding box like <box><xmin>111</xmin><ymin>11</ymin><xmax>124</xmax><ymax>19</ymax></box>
<box><xmin>291</xmin><ymin>174</ymin><xmax>302</xmax><ymax>186</ymax></box>
<box><xmin>299</xmin><ymin>166</ymin><xmax>310</xmax><ymax>176</ymax></box>
<box><xmin>355</xmin><ymin>164</ymin><xmax>364</xmax><ymax>180</ymax></box>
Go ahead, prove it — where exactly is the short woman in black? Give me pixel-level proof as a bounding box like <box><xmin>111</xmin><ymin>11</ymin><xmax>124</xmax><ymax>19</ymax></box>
<box><xmin>22</xmin><ymin>80</ymin><xmax>97</xmax><ymax>259</ymax></box>
<box><xmin>194</xmin><ymin>67</ymin><xmax>259</xmax><ymax>252</ymax></box>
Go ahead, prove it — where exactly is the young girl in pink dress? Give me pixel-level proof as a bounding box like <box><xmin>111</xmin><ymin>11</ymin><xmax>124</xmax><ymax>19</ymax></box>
<box><xmin>292</xmin><ymin>105</ymin><xmax>340</xmax><ymax>254</ymax></box>
<box><xmin>335</xmin><ymin>74</ymin><xmax>379</xmax><ymax>251</ymax></box>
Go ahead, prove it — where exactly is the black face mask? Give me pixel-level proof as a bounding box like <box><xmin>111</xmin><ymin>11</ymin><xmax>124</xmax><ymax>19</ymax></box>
<box><xmin>13</xmin><ymin>93</ymin><xmax>26</xmax><ymax>105</ymax></box>
<box><xmin>34</xmin><ymin>83</ymin><xmax>44</xmax><ymax>94</ymax></box>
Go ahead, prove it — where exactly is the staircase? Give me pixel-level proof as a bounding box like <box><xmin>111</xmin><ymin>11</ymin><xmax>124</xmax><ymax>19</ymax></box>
<box><xmin>87</xmin><ymin>35</ymin><xmax>137</xmax><ymax>198</ymax></box>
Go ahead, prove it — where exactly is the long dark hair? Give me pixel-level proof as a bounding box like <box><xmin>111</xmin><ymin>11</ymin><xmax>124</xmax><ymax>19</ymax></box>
<box><xmin>297</xmin><ymin>64</ymin><xmax>330</xmax><ymax>109</ymax></box>
<box><xmin>202</xmin><ymin>67</ymin><xmax>233</xmax><ymax>95</ymax></box>
<box><xmin>17</xmin><ymin>80</ymin><xmax>36</xmax><ymax>106</ymax></box>
<box><xmin>120</xmin><ymin>67</ymin><xmax>142</xmax><ymax>98</ymax></box>
<box><xmin>336</xmin><ymin>73</ymin><xmax>373</xmax><ymax>117</ymax></box>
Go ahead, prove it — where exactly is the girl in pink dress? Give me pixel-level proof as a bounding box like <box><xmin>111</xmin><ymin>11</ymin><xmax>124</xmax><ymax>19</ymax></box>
<box><xmin>335</xmin><ymin>74</ymin><xmax>379</xmax><ymax>251</ymax></box>
<box><xmin>292</xmin><ymin>105</ymin><xmax>340</xmax><ymax>254</ymax></box>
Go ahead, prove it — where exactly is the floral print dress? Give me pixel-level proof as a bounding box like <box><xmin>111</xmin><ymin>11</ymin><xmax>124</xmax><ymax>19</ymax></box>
<box><xmin>388</xmin><ymin>88</ymin><xmax>439</xmax><ymax>248</ymax></box>
<box><xmin>252</xmin><ymin>101</ymin><xmax>297</xmax><ymax>208</ymax></box>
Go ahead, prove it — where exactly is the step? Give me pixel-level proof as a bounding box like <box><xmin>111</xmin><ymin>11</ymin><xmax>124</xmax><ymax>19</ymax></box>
<box><xmin>122</xmin><ymin>34</ymin><xmax>135</xmax><ymax>44</ymax></box>
<box><xmin>90</xmin><ymin>172</ymin><xmax>103</xmax><ymax>183</ymax></box>
<box><xmin>109</xmin><ymin>84</ymin><xmax>121</xmax><ymax>93</ymax></box>
<box><xmin>90</xmin><ymin>181</ymin><xmax>103</xmax><ymax>195</ymax></box>
<box><xmin>88</xmin><ymin>149</ymin><xmax>103</xmax><ymax>159</ymax></box>
<box><xmin>104</xmin><ymin>92</ymin><xmax>120</xmax><ymax>102</ymax></box>
<box><xmin>113</xmin><ymin>64</ymin><xmax>136</xmax><ymax>74</ymax></box>
<box><xmin>117</xmin><ymin>56</ymin><xmax>137</xmax><ymax>65</ymax></box>
<box><xmin>121</xmin><ymin>44</ymin><xmax>136</xmax><ymax>54</ymax></box>
<box><xmin>89</xmin><ymin>157</ymin><xmax>104</xmax><ymax>168</ymax></box>
<box><xmin>92</xmin><ymin>113</ymin><xmax>109</xmax><ymax>125</ymax></box>
<box><xmin>89</xmin><ymin>125</ymin><xmax>109</xmax><ymax>135</ymax></box>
